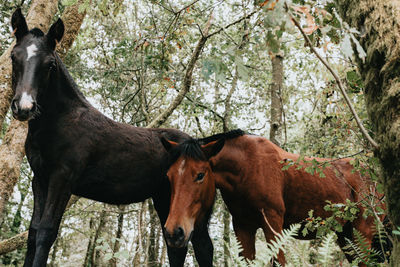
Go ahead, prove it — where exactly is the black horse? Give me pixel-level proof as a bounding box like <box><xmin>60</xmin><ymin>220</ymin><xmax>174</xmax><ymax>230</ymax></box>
<box><xmin>9</xmin><ymin>9</ymin><xmax>213</xmax><ymax>267</ymax></box>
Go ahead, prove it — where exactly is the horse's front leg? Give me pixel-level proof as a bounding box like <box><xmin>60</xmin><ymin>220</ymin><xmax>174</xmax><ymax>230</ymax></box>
<box><xmin>31</xmin><ymin>168</ymin><xmax>72</xmax><ymax>267</ymax></box>
<box><xmin>152</xmin><ymin>190</ymin><xmax>188</xmax><ymax>267</ymax></box>
<box><xmin>24</xmin><ymin>176</ymin><xmax>47</xmax><ymax>267</ymax></box>
<box><xmin>232</xmin><ymin>220</ymin><xmax>257</xmax><ymax>260</ymax></box>
<box><xmin>191</xmin><ymin>216</ymin><xmax>214</xmax><ymax>267</ymax></box>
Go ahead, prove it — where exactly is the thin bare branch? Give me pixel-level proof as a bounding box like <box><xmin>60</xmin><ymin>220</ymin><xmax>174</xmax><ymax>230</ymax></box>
<box><xmin>285</xmin><ymin>3</ymin><xmax>379</xmax><ymax>150</ymax></box>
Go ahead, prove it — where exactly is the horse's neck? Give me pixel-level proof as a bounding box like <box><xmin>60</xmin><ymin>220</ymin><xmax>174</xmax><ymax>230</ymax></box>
<box><xmin>211</xmin><ymin>141</ymin><xmax>243</xmax><ymax>192</ymax></box>
<box><xmin>42</xmin><ymin>62</ymin><xmax>89</xmax><ymax>117</ymax></box>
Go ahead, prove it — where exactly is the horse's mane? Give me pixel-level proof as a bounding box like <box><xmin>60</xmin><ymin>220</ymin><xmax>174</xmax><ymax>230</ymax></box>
<box><xmin>198</xmin><ymin>129</ymin><xmax>245</xmax><ymax>144</ymax></box>
<box><xmin>167</xmin><ymin>129</ymin><xmax>246</xmax><ymax>163</ymax></box>
<box><xmin>54</xmin><ymin>53</ymin><xmax>89</xmax><ymax>104</ymax></box>
<box><xmin>29</xmin><ymin>28</ymin><xmax>45</xmax><ymax>37</ymax></box>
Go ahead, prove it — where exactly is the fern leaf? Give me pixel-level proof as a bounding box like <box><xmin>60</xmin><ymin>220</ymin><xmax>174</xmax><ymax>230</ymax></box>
<box><xmin>317</xmin><ymin>232</ymin><xmax>337</xmax><ymax>267</ymax></box>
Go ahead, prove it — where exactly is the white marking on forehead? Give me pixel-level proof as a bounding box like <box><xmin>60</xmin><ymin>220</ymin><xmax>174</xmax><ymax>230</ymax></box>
<box><xmin>178</xmin><ymin>159</ymin><xmax>186</xmax><ymax>176</ymax></box>
<box><xmin>26</xmin><ymin>44</ymin><xmax>38</xmax><ymax>61</ymax></box>
<box><xmin>20</xmin><ymin>92</ymin><xmax>33</xmax><ymax>110</ymax></box>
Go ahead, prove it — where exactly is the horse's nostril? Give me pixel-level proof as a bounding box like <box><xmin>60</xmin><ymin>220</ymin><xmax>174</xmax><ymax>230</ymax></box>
<box><xmin>175</xmin><ymin>227</ymin><xmax>184</xmax><ymax>239</ymax></box>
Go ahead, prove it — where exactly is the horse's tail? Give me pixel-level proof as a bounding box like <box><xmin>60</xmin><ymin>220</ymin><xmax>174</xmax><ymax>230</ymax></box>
<box><xmin>371</xmin><ymin>215</ymin><xmax>393</xmax><ymax>263</ymax></box>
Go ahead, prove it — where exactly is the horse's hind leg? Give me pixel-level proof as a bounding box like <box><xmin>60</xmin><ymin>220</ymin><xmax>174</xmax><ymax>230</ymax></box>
<box><xmin>23</xmin><ymin>176</ymin><xmax>47</xmax><ymax>267</ymax></box>
<box><xmin>31</xmin><ymin>169</ymin><xmax>72</xmax><ymax>267</ymax></box>
<box><xmin>191</xmin><ymin>218</ymin><xmax>213</xmax><ymax>267</ymax></box>
<box><xmin>260</xmin><ymin>209</ymin><xmax>285</xmax><ymax>266</ymax></box>
<box><xmin>337</xmin><ymin>219</ymin><xmax>373</xmax><ymax>267</ymax></box>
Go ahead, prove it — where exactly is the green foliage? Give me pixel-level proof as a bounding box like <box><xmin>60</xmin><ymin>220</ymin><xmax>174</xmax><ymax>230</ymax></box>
<box><xmin>316</xmin><ymin>232</ymin><xmax>337</xmax><ymax>267</ymax></box>
<box><xmin>281</xmin><ymin>156</ymin><xmax>331</xmax><ymax>178</ymax></box>
<box><xmin>226</xmin><ymin>224</ymin><xmax>301</xmax><ymax>267</ymax></box>
<box><xmin>344</xmin><ymin>229</ymin><xmax>381</xmax><ymax>266</ymax></box>
<box><xmin>302</xmin><ymin>200</ymin><xmax>359</xmax><ymax>237</ymax></box>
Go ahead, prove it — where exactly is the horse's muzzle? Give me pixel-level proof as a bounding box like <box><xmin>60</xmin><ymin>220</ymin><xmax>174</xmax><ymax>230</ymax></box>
<box><xmin>11</xmin><ymin>97</ymin><xmax>37</xmax><ymax>121</ymax></box>
<box><xmin>164</xmin><ymin>226</ymin><xmax>192</xmax><ymax>248</ymax></box>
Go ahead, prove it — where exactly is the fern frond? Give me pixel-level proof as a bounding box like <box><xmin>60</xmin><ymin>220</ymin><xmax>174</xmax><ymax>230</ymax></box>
<box><xmin>226</xmin><ymin>233</ymin><xmax>249</xmax><ymax>267</ymax></box>
<box><xmin>344</xmin><ymin>229</ymin><xmax>381</xmax><ymax>266</ymax></box>
<box><xmin>251</xmin><ymin>224</ymin><xmax>301</xmax><ymax>266</ymax></box>
<box><xmin>317</xmin><ymin>232</ymin><xmax>337</xmax><ymax>267</ymax></box>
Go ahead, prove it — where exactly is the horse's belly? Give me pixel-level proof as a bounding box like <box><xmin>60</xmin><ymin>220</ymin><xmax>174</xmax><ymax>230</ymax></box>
<box><xmin>72</xmin><ymin>169</ymin><xmax>159</xmax><ymax>204</ymax></box>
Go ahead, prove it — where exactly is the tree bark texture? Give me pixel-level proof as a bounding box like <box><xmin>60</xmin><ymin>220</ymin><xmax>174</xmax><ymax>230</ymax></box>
<box><xmin>335</xmin><ymin>0</ymin><xmax>400</xmax><ymax>265</ymax></box>
<box><xmin>0</xmin><ymin>231</ymin><xmax>28</xmax><ymax>255</ymax></box>
<box><xmin>109</xmin><ymin>206</ymin><xmax>125</xmax><ymax>267</ymax></box>
<box><xmin>0</xmin><ymin>120</ymin><xmax>27</xmax><ymax>226</ymax></box>
<box><xmin>269</xmin><ymin>54</ymin><xmax>283</xmax><ymax>146</ymax></box>
<box><xmin>0</xmin><ymin>0</ymin><xmax>86</xmax><ymax>226</ymax></box>
<box><xmin>223</xmin><ymin>206</ymin><xmax>231</xmax><ymax>267</ymax></box>
<box><xmin>146</xmin><ymin>200</ymin><xmax>159</xmax><ymax>266</ymax></box>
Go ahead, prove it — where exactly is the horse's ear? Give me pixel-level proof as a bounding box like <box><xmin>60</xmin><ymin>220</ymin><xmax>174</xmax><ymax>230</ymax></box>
<box><xmin>161</xmin><ymin>137</ymin><xmax>178</xmax><ymax>152</ymax></box>
<box><xmin>201</xmin><ymin>139</ymin><xmax>225</xmax><ymax>160</ymax></box>
<box><xmin>11</xmin><ymin>8</ymin><xmax>28</xmax><ymax>42</ymax></box>
<box><xmin>47</xmin><ymin>18</ymin><xmax>64</xmax><ymax>49</ymax></box>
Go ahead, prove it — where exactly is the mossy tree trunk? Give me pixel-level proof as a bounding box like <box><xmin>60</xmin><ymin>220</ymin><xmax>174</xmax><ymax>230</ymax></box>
<box><xmin>335</xmin><ymin>1</ymin><xmax>400</xmax><ymax>265</ymax></box>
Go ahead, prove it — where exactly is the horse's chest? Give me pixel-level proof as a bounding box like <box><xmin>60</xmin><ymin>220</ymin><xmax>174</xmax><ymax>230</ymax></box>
<box><xmin>26</xmin><ymin>129</ymin><xmax>65</xmax><ymax>171</ymax></box>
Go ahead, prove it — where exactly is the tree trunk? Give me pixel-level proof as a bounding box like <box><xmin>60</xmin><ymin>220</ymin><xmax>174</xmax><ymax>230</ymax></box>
<box><xmin>0</xmin><ymin>0</ymin><xmax>86</xmax><ymax>225</ymax></box>
<box><xmin>133</xmin><ymin>202</ymin><xmax>146</xmax><ymax>266</ymax></box>
<box><xmin>83</xmin><ymin>217</ymin><xmax>96</xmax><ymax>267</ymax></box>
<box><xmin>146</xmin><ymin>200</ymin><xmax>159</xmax><ymax>266</ymax></box>
<box><xmin>335</xmin><ymin>1</ymin><xmax>400</xmax><ymax>265</ymax></box>
<box><xmin>108</xmin><ymin>206</ymin><xmax>125</xmax><ymax>267</ymax></box>
<box><xmin>93</xmin><ymin>208</ymin><xmax>107</xmax><ymax>266</ymax></box>
<box><xmin>269</xmin><ymin>54</ymin><xmax>283</xmax><ymax>146</ymax></box>
<box><xmin>223</xmin><ymin>205</ymin><xmax>230</xmax><ymax>267</ymax></box>
<box><xmin>0</xmin><ymin>120</ymin><xmax>28</xmax><ymax>226</ymax></box>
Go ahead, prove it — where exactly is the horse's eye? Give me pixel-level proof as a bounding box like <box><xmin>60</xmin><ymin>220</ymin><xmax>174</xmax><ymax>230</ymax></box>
<box><xmin>195</xmin><ymin>173</ymin><xmax>205</xmax><ymax>182</ymax></box>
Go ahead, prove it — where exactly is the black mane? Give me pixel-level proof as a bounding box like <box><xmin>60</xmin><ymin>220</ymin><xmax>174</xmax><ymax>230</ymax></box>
<box><xmin>167</xmin><ymin>129</ymin><xmax>246</xmax><ymax>164</ymax></box>
<box><xmin>198</xmin><ymin>129</ymin><xmax>245</xmax><ymax>144</ymax></box>
<box><xmin>54</xmin><ymin>53</ymin><xmax>89</xmax><ymax>104</ymax></box>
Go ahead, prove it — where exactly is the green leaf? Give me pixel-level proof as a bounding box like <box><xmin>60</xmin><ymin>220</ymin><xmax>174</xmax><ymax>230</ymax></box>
<box><xmin>350</xmin><ymin>34</ymin><xmax>366</xmax><ymax>62</ymax></box>
<box><xmin>103</xmin><ymin>252</ymin><xmax>113</xmax><ymax>261</ymax></box>
<box><xmin>350</xmin><ymin>208</ymin><xmax>358</xmax><ymax>215</ymax></box>
<box><xmin>340</xmin><ymin>33</ymin><xmax>353</xmax><ymax>59</ymax></box>
<box><xmin>302</xmin><ymin>227</ymin><xmax>308</xmax><ymax>237</ymax></box>
<box><xmin>393</xmin><ymin>230</ymin><xmax>400</xmax><ymax>236</ymax></box>
<box><xmin>281</xmin><ymin>165</ymin><xmax>290</xmax><ymax>171</ymax></box>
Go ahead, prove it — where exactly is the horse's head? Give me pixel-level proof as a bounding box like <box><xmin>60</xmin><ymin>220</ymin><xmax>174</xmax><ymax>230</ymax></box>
<box><xmin>161</xmin><ymin>137</ymin><xmax>225</xmax><ymax>248</ymax></box>
<box><xmin>10</xmin><ymin>8</ymin><xmax>64</xmax><ymax>121</ymax></box>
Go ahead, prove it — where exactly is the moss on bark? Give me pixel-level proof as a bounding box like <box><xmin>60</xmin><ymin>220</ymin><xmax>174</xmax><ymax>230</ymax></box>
<box><xmin>335</xmin><ymin>0</ymin><xmax>400</xmax><ymax>265</ymax></box>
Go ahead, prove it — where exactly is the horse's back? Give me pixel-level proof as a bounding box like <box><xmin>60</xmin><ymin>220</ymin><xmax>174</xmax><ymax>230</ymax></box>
<box><xmin>54</xmin><ymin>107</ymin><xmax>189</xmax><ymax>204</ymax></box>
<box><xmin>225</xmin><ymin>135</ymin><xmax>367</xmax><ymax>224</ymax></box>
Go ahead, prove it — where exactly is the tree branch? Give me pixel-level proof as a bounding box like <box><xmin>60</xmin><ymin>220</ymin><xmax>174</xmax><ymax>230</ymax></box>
<box><xmin>206</xmin><ymin>8</ymin><xmax>259</xmax><ymax>38</ymax></box>
<box><xmin>285</xmin><ymin>3</ymin><xmax>379</xmax><ymax>150</ymax></box>
<box><xmin>146</xmin><ymin>17</ymin><xmax>212</xmax><ymax>128</ymax></box>
<box><xmin>0</xmin><ymin>195</ymin><xmax>80</xmax><ymax>255</ymax></box>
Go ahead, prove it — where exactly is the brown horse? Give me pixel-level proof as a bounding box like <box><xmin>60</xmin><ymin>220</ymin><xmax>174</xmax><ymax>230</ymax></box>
<box><xmin>161</xmin><ymin>129</ymin><xmax>386</xmax><ymax>266</ymax></box>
